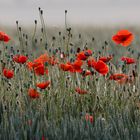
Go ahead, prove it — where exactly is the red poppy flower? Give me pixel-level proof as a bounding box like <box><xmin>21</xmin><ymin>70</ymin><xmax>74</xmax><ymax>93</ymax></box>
<box><xmin>0</xmin><ymin>31</ymin><xmax>10</xmax><ymax>42</ymax></box>
<box><xmin>34</xmin><ymin>53</ymin><xmax>49</xmax><ymax>64</ymax></box>
<box><xmin>3</xmin><ymin>68</ymin><xmax>14</xmax><ymax>79</ymax></box>
<box><xmin>42</xmin><ymin>136</ymin><xmax>45</xmax><ymax>140</ymax></box>
<box><xmin>60</xmin><ymin>62</ymin><xmax>73</xmax><ymax>71</ymax></box>
<box><xmin>87</xmin><ymin>57</ymin><xmax>96</xmax><ymax>67</ymax></box>
<box><xmin>33</xmin><ymin>63</ymin><xmax>45</xmax><ymax>75</ymax></box>
<box><xmin>71</xmin><ymin>59</ymin><xmax>83</xmax><ymax>73</ymax></box>
<box><xmin>28</xmin><ymin>88</ymin><xmax>40</xmax><ymax>98</ymax></box>
<box><xmin>75</xmin><ymin>87</ymin><xmax>88</xmax><ymax>94</ymax></box>
<box><xmin>121</xmin><ymin>57</ymin><xmax>135</xmax><ymax>64</ymax></box>
<box><xmin>76</xmin><ymin>49</ymin><xmax>92</xmax><ymax>61</ymax></box>
<box><xmin>85</xmin><ymin>49</ymin><xmax>92</xmax><ymax>56</ymax></box>
<box><xmin>34</xmin><ymin>63</ymin><xmax>48</xmax><ymax>76</ymax></box>
<box><xmin>36</xmin><ymin>81</ymin><xmax>50</xmax><ymax>89</ymax></box>
<box><xmin>27</xmin><ymin>62</ymin><xmax>48</xmax><ymax>76</ymax></box>
<box><xmin>85</xmin><ymin>114</ymin><xmax>94</xmax><ymax>123</ymax></box>
<box><xmin>109</xmin><ymin>73</ymin><xmax>129</xmax><ymax>84</ymax></box>
<box><xmin>13</xmin><ymin>55</ymin><xmax>28</xmax><ymax>64</ymax></box>
<box><xmin>93</xmin><ymin>60</ymin><xmax>109</xmax><ymax>75</ymax></box>
<box><xmin>26</xmin><ymin>62</ymin><xmax>34</xmax><ymax>70</ymax></box>
<box><xmin>99</xmin><ymin>55</ymin><xmax>113</xmax><ymax>63</ymax></box>
<box><xmin>76</xmin><ymin>51</ymin><xmax>87</xmax><ymax>60</ymax></box>
<box><xmin>109</xmin><ymin>73</ymin><xmax>127</xmax><ymax>81</ymax></box>
<box><xmin>112</xmin><ymin>30</ymin><xmax>134</xmax><ymax>47</ymax></box>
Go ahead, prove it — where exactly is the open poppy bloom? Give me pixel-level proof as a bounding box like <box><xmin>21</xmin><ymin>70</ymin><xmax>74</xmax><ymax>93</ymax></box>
<box><xmin>28</xmin><ymin>88</ymin><xmax>40</xmax><ymax>98</ymax></box>
<box><xmin>33</xmin><ymin>63</ymin><xmax>48</xmax><ymax>76</ymax></box>
<box><xmin>27</xmin><ymin>61</ymin><xmax>48</xmax><ymax>76</ymax></box>
<box><xmin>33</xmin><ymin>63</ymin><xmax>45</xmax><ymax>75</ymax></box>
<box><xmin>85</xmin><ymin>113</ymin><xmax>94</xmax><ymax>123</ymax></box>
<box><xmin>121</xmin><ymin>57</ymin><xmax>136</xmax><ymax>64</ymax></box>
<box><xmin>76</xmin><ymin>49</ymin><xmax>92</xmax><ymax>61</ymax></box>
<box><xmin>99</xmin><ymin>55</ymin><xmax>113</xmax><ymax>63</ymax></box>
<box><xmin>93</xmin><ymin>60</ymin><xmax>109</xmax><ymax>75</ymax></box>
<box><xmin>34</xmin><ymin>53</ymin><xmax>49</xmax><ymax>64</ymax></box>
<box><xmin>71</xmin><ymin>59</ymin><xmax>83</xmax><ymax>73</ymax></box>
<box><xmin>60</xmin><ymin>62</ymin><xmax>73</xmax><ymax>71</ymax></box>
<box><xmin>3</xmin><ymin>68</ymin><xmax>14</xmax><ymax>79</ymax></box>
<box><xmin>26</xmin><ymin>61</ymin><xmax>34</xmax><ymax>70</ymax></box>
<box><xmin>0</xmin><ymin>31</ymin><xmax>10</xmax><ymax>42</ymax></box>
<box><xmin>87</xmin><ymin>57</ymin><xmax>96</xmax><ymax>67</ymax></box>
<box><xmin>109</xmin><ymin>73</ymin><xmax>129</xmax><ymax>84</ymax></box>
<box><xmin>112</xmin><ymin>30</ymin><xmax>134</xmax><ymax>47</ymax></box>
<box><xmin>13</xmin><ymin>55</ymin><xmax>28</xmax><ymax>64</ymax></box>
<box><xmin>109</xmin><ymin>73</ymin><xmax>128</xmax><ymax>80</ymax></box>
<box><xmin>36</xmin><ymin>81</ymin><xmax>50</xmax><ymax>89</ymax></box>
<box><xmin>75</xmin><ymin>87</ymin><xmax>88</xmax><ymax>94</ymax></box>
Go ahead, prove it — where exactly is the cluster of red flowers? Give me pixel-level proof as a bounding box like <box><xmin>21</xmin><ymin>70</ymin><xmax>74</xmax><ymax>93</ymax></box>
<box><xmin>111</xmin><ymin>29</ymin><xmax>135</xmax><ymax>84</ymax></box>
<box><xmin>1</xmin><ymin>29</ymin><xmax>136</xmax><ymax>98</ymax></box>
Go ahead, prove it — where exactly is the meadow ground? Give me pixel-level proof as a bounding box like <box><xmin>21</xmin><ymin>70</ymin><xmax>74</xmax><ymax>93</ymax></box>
<box><xmin>1</xmin><ymin>20</ymin><xmax>140</xmax><ymax>140</ymax></box>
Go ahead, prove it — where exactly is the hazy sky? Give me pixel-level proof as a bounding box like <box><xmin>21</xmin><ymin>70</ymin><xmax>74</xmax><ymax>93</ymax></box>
<box><xmin>0</xmin><ymin>0</ymin><xmax>140</xmax><ymax>26</ymax></box>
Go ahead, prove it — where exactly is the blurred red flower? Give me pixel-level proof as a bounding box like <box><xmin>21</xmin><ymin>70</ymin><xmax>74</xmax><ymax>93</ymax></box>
<box><xmin>13</xmin><ymin>55</ymin><xmax>28</xmax><ymax>64</ymax></box>
<box><xmin>93</xmin><ymin>60</ymin><xmax>109</xmax><ymax>75</ymax></box>
<box><xmin>99</xmin><ymin>55</ymin><xmax>113</xmax><ymax>63</ymax></box>
<box><xmin>71</xmin><ymin>59</ymin><xmax>83</xmax><ymax>73</ymax></box>
<box><xmin>28</xmin><ymin>88</ymin><xmax>40</xmax><ymax>98</ymax></box>
<box><xmin>0</xmin><ymin>31</ymin><xmax>10</xmax><ymax>42</ymax></box>
<box><xmin>110</xmin><ymin>73</ymin><xmax>128</xmax><ymax>80</ymax></box>
<box><xmin>85</xmin><ymin>114</ymin><xmax>94</xmax><ymax>123</ymax></box>
<box><xmin>60</xmin><ymin>62</ymin><xmax>73</xmax><ymax>71</ymax></box>
<box><xmin>36</xmin><ymin>81</ymin><xmax>50</xmax><ymax>89</ymax></box>
<box><xmin>87</xmin><ymin>58</ymin><xmax>96</xmax><ymax>67</ymax></box>
<box><xmin>3</xmin><ymin>68</ymin><xmax>14</xmax><ymax>79</ymax></box>
<box><xmin>87</xmin><ymin>58</ymin><xmax>109</xmax><ymax>75</ymax></box>
<box><xmin>112</xmin><ymin>30</ymin><xmax>134</xmax><ymax>47</ymax></box>
<box><xmin>27</xmin><ymin>62</ymin><xmax>48</xmax><ymax>76</ymax></box>
<box><xmin>33</xmin><ymin>63</ymin><xmax>45</xmax><ymax>75</ymax></box>
<box><xmin>109</xmin><ymin>73</ymin><xmax>129</xmax><ymax>84</ymax></box>
<box><xmin>121</xmin><ymin>57</ymin><xmax>136</xmax><ymax>64</ymax></box>
<box><xmin>60</xmin><ymin>60</ymin><xmax>83</xmax><ymax>73</ymax></box>
<box><xmin>34</xmin><ymin>53</ymin><xmax>49</xmax><ymax>64</ymax></box>
<box><xmin>34</xmin><ymin>54</ymin><xmax>58</xmax><ymax>66</ymax></box>
<box><xmin>75</xmin><ymin>87</ymin><xmax>88</xmax><ymax>94</ymax></box>
<box><xmin>26</xmin><ymin>62</ymin><xmax>34</xmax><ymax>70</ymax></box>
<box><xmin>76</xmin><ymin>49</ymin><xmax>92</xmax><ymax>60</ymax></box>
<box><xmin>42</xmin><ymin>136</ymin><xmax>45</xmax><ymax>140</ymax></box>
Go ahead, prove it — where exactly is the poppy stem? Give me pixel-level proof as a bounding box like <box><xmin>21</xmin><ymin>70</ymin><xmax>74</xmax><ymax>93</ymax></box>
<box><xmin>38</xmin><ymin>8</ymin><xmax>47</xmax><ymax>44</ymax></box>
<box><xmin>65</xmin><ymin>10</ymin><xmax>67</xmax><ymax>32</ymax></box>
<box><xmin>32</xmin><ymin>20</ymin><xmax>37</xmax><ymax>45</ymax></box>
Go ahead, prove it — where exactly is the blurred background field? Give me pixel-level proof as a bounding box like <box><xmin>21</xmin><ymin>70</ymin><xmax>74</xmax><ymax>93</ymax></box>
<box><xmin>0</xmin><ymin>0</ymin><xmax>140</xmax><ymax>27</ymax></box>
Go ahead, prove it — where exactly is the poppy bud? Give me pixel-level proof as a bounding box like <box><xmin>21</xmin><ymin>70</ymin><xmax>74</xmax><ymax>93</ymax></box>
<box><xmin>34</xmin><ymin>20</ymin><xmax>37</xmax><ymax>24</ymax></box>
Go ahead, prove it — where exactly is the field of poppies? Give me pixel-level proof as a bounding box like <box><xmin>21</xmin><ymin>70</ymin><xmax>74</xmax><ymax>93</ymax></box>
<box><xmin>1</xmin><ymin>9</ymin><xmax>140</xmax><ymax>140</ymax></box>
